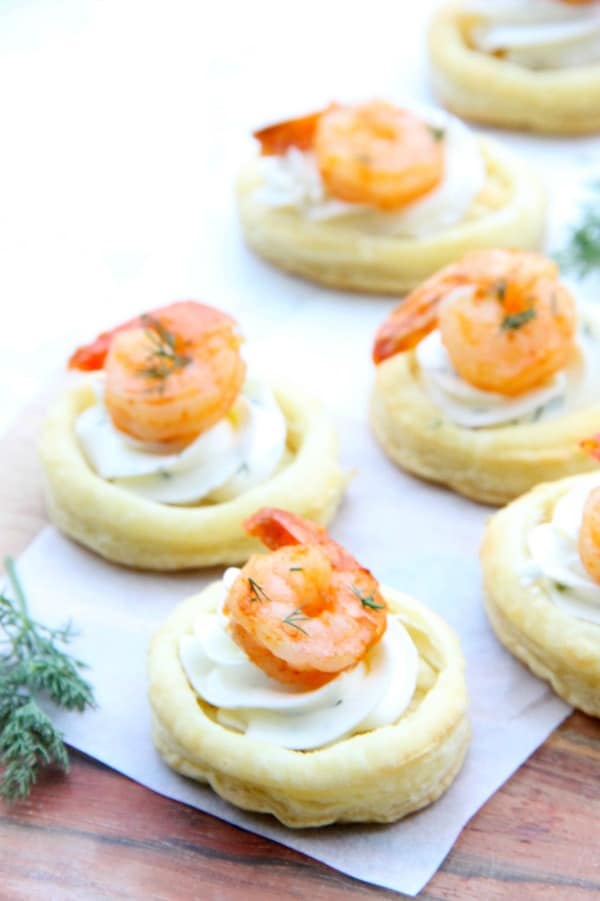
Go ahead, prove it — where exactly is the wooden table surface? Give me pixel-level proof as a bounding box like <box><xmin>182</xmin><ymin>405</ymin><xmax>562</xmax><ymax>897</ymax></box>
<box><xmin>1</xmin><ymin>402</ymin><xmax>599</xmax><ymax>901</ymax></box>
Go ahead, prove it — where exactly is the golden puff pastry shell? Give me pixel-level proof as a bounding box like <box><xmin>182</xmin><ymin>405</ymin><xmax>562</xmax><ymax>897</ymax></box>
<box><xmin>40</xmin><ymin>379</ymin><xmax>347</xmax><ymax>570</ymax></box>
<box><xmin>481</xmin><ymin>475</ymin><xmax>600</xmax><ymax>715</ymax></box>
<box><xmin>429</xmin><ymin>3</ymin><xmax>600</xmax><ymax>135</ymax></box>
<box><xmin>371</xmin><ymin>348</ymin><xmax>600</xmax><ymax>507</ymax></box>
<box><xmin>236</xmin><ymin>139</ymin><xmax>545</xmax><ymax>296</ymax></box>
<box><xmin>148</xmin><ymin>584</ymin><xmax>470</xmax><ymax>828</ymax></box>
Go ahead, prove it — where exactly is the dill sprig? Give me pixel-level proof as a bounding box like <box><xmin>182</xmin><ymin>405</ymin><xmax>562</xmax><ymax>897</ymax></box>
<box><xmin>351</xmin><ymin>585</ymin><xmax>385</xmax><ymax>611</ymax></box>
<box><xmin>281</xmin><ymin>608</ymin><xmax>309</xmax><ymax>635</ymax></box>
<box><xmin>247</xmin><ymin>578</ymin><xmax>272</xmax><ymax>604</ymax></box>
<box><xmin>556</xmin><ymin>181</ymin><xmax>600</xmax><ymax>278</ymax></box>
<box><xmin>138</xmin><ymin>313</ymin><xmax>191</xmax><ymax>385</ymax></box>
<box><xmin>501</xmin><ymin>306</ymin><xmax>537</xmax><ymax>331</ymax></box>
<box><xmin>0</xmin><ymin>557</ymin><xmax>95</xmax><ymax>802</ymax></box>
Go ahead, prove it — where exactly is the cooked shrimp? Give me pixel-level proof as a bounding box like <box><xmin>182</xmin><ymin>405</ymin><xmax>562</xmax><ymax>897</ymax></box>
<box><xmin>579</xmin><ymin>488</ymin><xmax>600</xmax><ymax>584</ymax></box>
<box><xmin>373</xmin><ymin>249</ymin><xmax>577</xmax><ymax>397</ymax></box>
<box><xmin>72</xmin><ymin>301</ymin><xmax>245</xmax><ymax>447</ymax></box>
<box><xmin>253</xmin><ymin>101</ymin><xmax>444</xmax><ymax>210</ymax></box>
<box><xmin>314</xmin><ymin>101</ymin><xmax>445</xmax><ymax>210</ymax></box>
<box><xmin>224</xmin><ymin>509</ymin><xmax>387</xmax><ymax>690</ymax></box>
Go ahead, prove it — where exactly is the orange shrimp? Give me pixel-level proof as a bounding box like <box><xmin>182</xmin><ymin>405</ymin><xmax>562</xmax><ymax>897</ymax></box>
<box><xmin>578</xmin><ymin>487</ymin><xmax>600</xmax><ymax>584</ymax></box>
<box><xmin>72</xmin><ymin>301</ymin><xmax>246</xmax><ymax>448</ymax></box>
<box><xmin>373</xmin><ymin>249</ymin><xmax>577</xmax><ymax>397</ymax></box>
<box><xmin>253</xmin><ymin>101</ymin><xmax>445</xmax><ymax>211</ymax></box>
<box><xmin>314</xmin><ymin>101</ymin><xmax>444</xmax><ymax>210</ymax></box>
<box><xmin>224</xmin><ymin>509</ymin><xmax>387</xmax><ymax>690</ymax></box>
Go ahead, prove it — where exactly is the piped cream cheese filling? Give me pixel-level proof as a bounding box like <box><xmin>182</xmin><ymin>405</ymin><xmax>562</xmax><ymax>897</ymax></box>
<box><xmin>416</xmin><ymin>309</ymin><xmax>600</xmax><ymax>430</ymax></box>
<box><xmin>179</xmin><ymin>569</ymin><xmax>419</xmax><ymax>751</ymax></box>
<box><xmin>254</xmin><ymin>107</ymin><xmax>486</xmax><ymax>238</ymax></box>
<box><xmin>76</xmin><ymin>377</ymin><xmax>287</xmax><ymax>505</ymax></box>
<box><xmin>523</xmin><ymin>473</ymin><xmax>600</xmax><ymax>624</ymax></box>
<box><xmin>464</xmin><ymin>0</ymin><xmax>600</xmax><ymax>70</ymax></box>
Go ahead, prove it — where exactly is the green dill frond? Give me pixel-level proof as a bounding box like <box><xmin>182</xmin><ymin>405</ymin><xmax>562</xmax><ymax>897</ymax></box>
<box><xmin>281</xmin><ymin>608</ymin><xmax>310</xmax><ymax>635</ymax></box>
<box><xmin>0</xmin><ymin>557</ymin><xmax>95</xmax><ymax>802</ymax></box>
<box><xmin>500</xmin><ymin>307</ymin><xmax>537</xmax><ymax>331</ymax></box>
<box><xmin>556</xmin><ymin>181</ymin><xmax>600</xmax><ymax>278</ymax></box>
<box><xmin>138</xmin><ymin>313</ymin><xmax>192</xmax><ymax>387</ymax></box>
<box><xmin>351</xmin><ymin>585</ymin><xmax>385</xmax><ymax>611</ymax></box>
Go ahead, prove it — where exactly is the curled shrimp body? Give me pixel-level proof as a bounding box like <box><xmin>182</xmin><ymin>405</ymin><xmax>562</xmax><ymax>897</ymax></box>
<box><xmin>314</xmin><ymin>102</ymin><xmax>444</xmax><ymax>210</ymax></box>
<box><xmin>254</xmin><ymin>101</ymin><xmax>445</xmax><ymax>211</ymax></box>
<box><xmin>72</xmin><ymin>301</ymin><xmax>245</xmax><ymax>448</ymax></box>
<box><xmin>579</xmin><ymin>487</ymin><xmax>600</xmax><ymax>584</ymax></box>
<box><xmin>224</xmin><ymin>509</ymin><xmax>387</xmax><ymax>690</ymax></box>
<box><xmin>373</xmin><ymin>249</ymin><xmax>577</xmax><ymax>397</ymax></box>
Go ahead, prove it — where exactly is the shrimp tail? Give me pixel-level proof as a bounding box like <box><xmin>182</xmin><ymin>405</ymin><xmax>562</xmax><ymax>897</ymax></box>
<box><xmin>581</xmin><ymin>434</ymin><xmax>600</xmax><ymax>461</ymax></box>
<box><xmin>372</xmin><ymin>289</ymin><xmax>442</xmax><ymax>363</ymax></box>
<box><xmin>68</xmin><ymin>315</ymin><xmax>143</xmax><ymax>371</ymax></box>
<box><xmin>68</xmin><ymin>300</ymin><xmax>217</xmax><ymax>371</ymax></box>
<box><xmin>244</xmin><ymin>508</ymin><xmax>356</xmax><ymax>570</ymax></box>
<box><xmin>253</xmin><ymin>110</ymin><xmax>324</xmax><ymax>156</ymax></box>
<box><xmin>372</xmin><ymin>265</ymin><xmax>469</xmax><ymax>364</ymax></box>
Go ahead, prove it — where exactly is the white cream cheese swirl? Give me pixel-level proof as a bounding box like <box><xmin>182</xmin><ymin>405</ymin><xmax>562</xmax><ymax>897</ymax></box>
<box><xmin>254</xmin><ymin>107</ymin><xmax>486</xmax><ymax>238</ymax></box>
<box><xmin>465</xmin><ymin>0</ymin><xmax>600</xmax><ymax>70</ymax></box>
<box><xmin>416</xmin><ymin>307</ymin><xmax>600</xmax><ymax>429</ymax></box>
<box><xmin>76</xmin><ymin>377</ymin><xmax>287</xmax><ymax>505</ymax></box>
<box><xmin>179</xmin><ymin>569</ymin><xmax>419</xmax><ymax>750</ymax></box>
<box><xmin>524</xmin><ymin>473</ymin><xmax>600</xmax><ymax>624</ymax></box>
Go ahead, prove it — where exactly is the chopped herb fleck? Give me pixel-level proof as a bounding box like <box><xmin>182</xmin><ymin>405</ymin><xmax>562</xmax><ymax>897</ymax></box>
<box><xmin>501</xmin><ymin>307</ymin><xmax>537</xmax><ymax>331</ymax></box>
<box><xmin>428</xmin><ymin>125</ymin><xmax>445</xmax><ymax>142</ymax></box>
<box><xmin>289</xmin><ymin>567</ymin><xmax>303</xmax><ymax>572</ymax></box>
<box><xmin>137</xmin><ymin>313</ymin><xmax>192</xmax><ymax>389</ymax></box>
<box><xmin>351</xmin><ymin>585</ymin><xmax>385</xmax><ymax>611</ymax></box>
<box><xmin>494</xmin><ymin>279</ymin><xmax>507</xmax><ymax>302</ymax></box>
<box><xmin>282</xmin><ymin>608</ymin><xmax>310</xmax><ymax>634</ymax></box>
<box><xmin>247</xmin><ymin>578</ymin><xmax>272</xmax><ymax>604</ymax></box>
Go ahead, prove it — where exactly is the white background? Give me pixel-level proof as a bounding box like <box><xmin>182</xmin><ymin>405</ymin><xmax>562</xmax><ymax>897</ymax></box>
<box><xmin>1</xmin><ymin>0</ymin><xmax>599</xmax><ymax>432</ymax></box>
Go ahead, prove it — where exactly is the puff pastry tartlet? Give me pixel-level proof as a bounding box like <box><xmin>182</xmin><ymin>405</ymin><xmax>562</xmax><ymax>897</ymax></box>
<box><xmin>482</xmin><ymin>467</ymin><xmax>600</xmax><ymax>715</ymax></box>
<box><xmin>40</xmin><ymin>303</ymin><xmax>346</xmax><ymax>570</ymax></box>
<box><xmin>429</xmin><ymin>1</ymin><xmax>600</xmax><ymax>135</ymax></box>
<box><xmin>149</xmin><ymin>509</ymin><xmax>470</xmax><ymax>827</ymax></box>
<box><xmin>371</xmin><ymin>249</ymin><xmax>600</xmax><ymax>505</ymax></box>
<box><xmin>237</xmin><ymin>100</ymin><xmax>545</xmax><ymax>295</ymax></box>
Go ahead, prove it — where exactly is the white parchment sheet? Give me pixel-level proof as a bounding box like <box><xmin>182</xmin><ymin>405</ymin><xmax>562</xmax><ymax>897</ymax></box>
<box><xmin>12</xmin><ymin>399</ymin><xmax>569</xmax><ymax>895</ymax></box>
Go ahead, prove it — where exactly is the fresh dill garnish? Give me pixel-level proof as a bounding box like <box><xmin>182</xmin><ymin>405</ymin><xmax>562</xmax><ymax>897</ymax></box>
<box><xmin>282</xmin><ymin>608</ymin><xmax>310</xmax><ymax>635</ymax></box>
<box><xmin>428</xmin><ymin>125</ymin><xmax>445</xmax><ymax>142</ymax></box>
<box><xmin>138</xmin><ymin>313</ymin><xmax>192</xmax><ymax>387</ymax></box>
<box><xmin>501</xmin><ymin>307</ymin><xmax>537</xmax><ymax>331</ymax></box>
<box><xmin>0</xmin><ymin>557</ymin><xmax>95</xmax><ymax>802</ymax></box>
<box><xmin>247</xmin><ymin>577</ymin><xmax>272</xmax><ymax>604</ymax></box>
<box><xmin>351</xmin><ymin>585</ymin><xmax>385</xmax><ymax>611</ymax></box>
<box><xmin>556</xmin><ymin>181</ymin><xmax>600</xmax><ymax>277</ymax></box>
<box><xmin>494</xmin><ymin>279</ymin><xmax>507</xmax><ymax>302</ymax></box>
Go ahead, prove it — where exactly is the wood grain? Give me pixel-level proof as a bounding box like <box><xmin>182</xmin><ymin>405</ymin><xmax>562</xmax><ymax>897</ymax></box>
<box><xmin>0</xmin><ymin>401</ymin><xmax>599</xmax><ymax>900</ymax></box>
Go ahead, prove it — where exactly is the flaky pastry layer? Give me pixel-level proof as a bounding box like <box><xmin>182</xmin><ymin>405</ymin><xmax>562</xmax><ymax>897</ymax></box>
<box><xmin>148</xmin><ymin>585</ymin><xmax>470</xmax><ymax>828</ymax></box>
<box><xmin>429</xmin><ymin>3</ymin><xmax>600</xmax><ymax>135</ymax></box>
<box><xmin>371</xmin><ymin>349</ymin><xmax>600</xmax><ymax>506</ymax></box>
<box><xmin>237</xmin><ymin>139</ymin><xmax>545</xmax><ymax>295</ymax></box>
<box><xmin>481</xmin><ymin>475</ymin><xmax>600</xmax><ymax>715</ymax></box>
<box><xmin>40</xmin><ymin>380</ymin><xmax>347</xmax><ymax>570</ymax></box>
